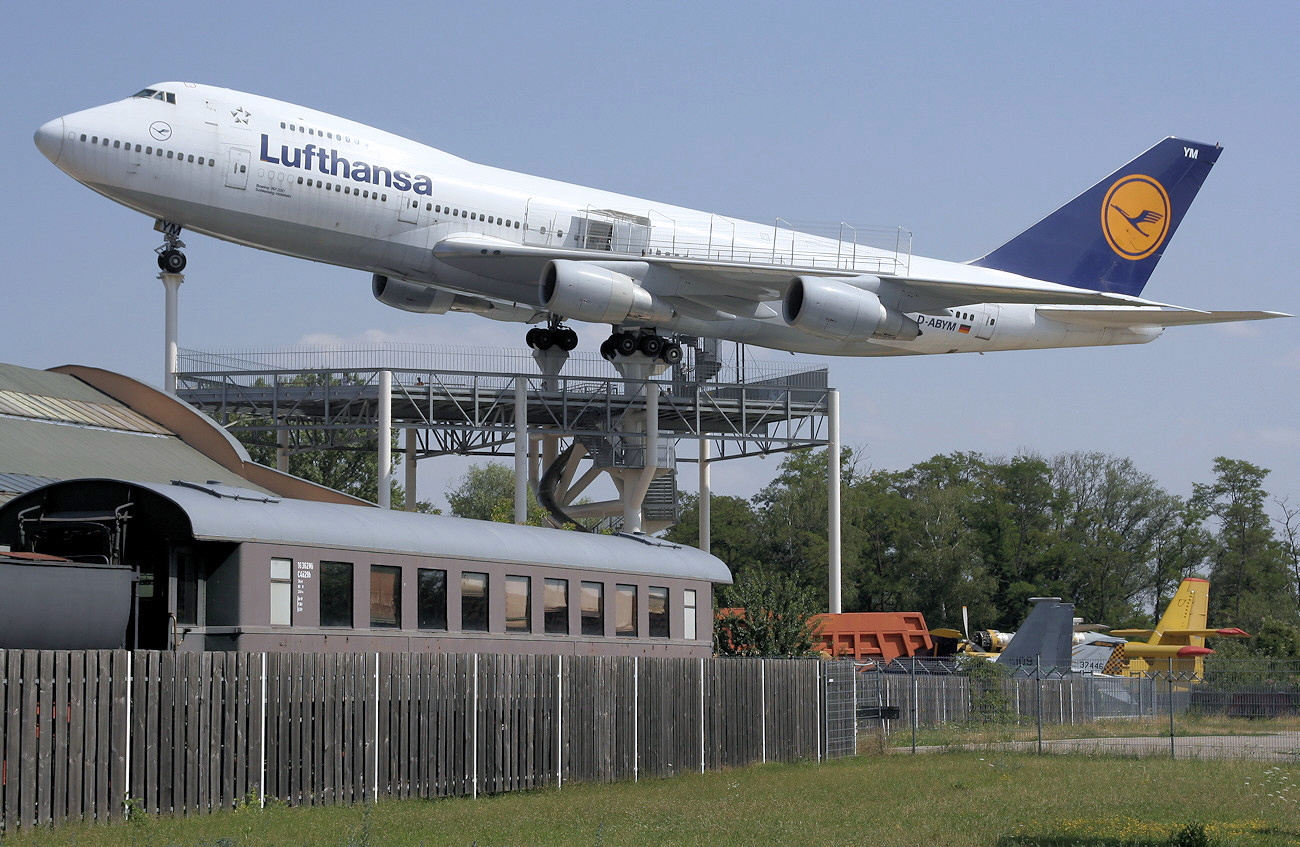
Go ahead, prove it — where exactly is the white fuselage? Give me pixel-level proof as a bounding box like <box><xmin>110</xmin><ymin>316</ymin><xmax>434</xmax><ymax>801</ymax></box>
<box><xmin>35</xmin><ymin>82</ymin><xmax>1163</xmax><ymax>356</ymax></box>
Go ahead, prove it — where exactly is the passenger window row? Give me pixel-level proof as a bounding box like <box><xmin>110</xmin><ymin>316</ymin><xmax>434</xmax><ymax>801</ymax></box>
<box><xmin>279</xmin><ymin>120</ymin><xmax>359</xmax><ymax>146</ymax></box>
<box><xmin>287</xmin><ymin>560</ymin><xmax>682</xmax><ymax>639</ymax></box>
<box><xmin>78</xmin><ymin>133</ymin><xmax>216</xmax><ymax>168</ymax></box>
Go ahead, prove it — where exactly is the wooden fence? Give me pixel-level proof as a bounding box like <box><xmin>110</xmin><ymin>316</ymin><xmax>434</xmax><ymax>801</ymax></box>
<box><xmin>0</xmin><ymin>650</ymin><xmax>831</xmax><ymax>832</ymax></box>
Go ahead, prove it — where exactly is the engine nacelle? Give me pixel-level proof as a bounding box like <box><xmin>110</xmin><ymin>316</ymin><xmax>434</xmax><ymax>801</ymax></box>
<box><xmin>539</xmin><ymin>260</ymin><xmax>674</xmax><ymax>325</ymax></box>
<box><xmin>373</xmin><ymin>274</ymin><xmax>500</xmax><ymax>316</ymax></box>
<box><xmin>782</xmin><ymin>275</ymin><xmax>921</xmax><ymax>342</ymax></box>
<box><xmin>373</xmin><ymin>274</ymin><xmax>456</xmax><ymax>314</ymax></box>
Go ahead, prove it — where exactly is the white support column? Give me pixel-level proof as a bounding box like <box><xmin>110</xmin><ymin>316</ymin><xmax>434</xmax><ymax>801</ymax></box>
<box><xmin>404</xmin><ymin>428</ymin><xmax>418</xmax><ymax>511</ymax></box>
<box><xmin>160</xmin><ymin>272</ymin><xmax>183</xmax><ymax>393</ymax></box>
<box><xmin>624</xmin><ymin>384</ymin><xmax>659</xmax><ymax>533</ymax></box>
<box><xmin>828</xmin><ymin>388</ymin><xmax>842</xmax><ymax>613</ymax></box>
<box><xmin>698</xmin><ymin>438</ymin><xmax>711</xmax><ymax>553</ymax></box>
<box><xmin>515</xmin><ymin>376</ymin><xmax>529</xmax><ymax>524</ymax></box>
<box><xmin>275</xmin><ymin>426</ymin><xmax>289</xmax><ymax>474</ymax></box>
<box><xmin>378</xmin><ymin>370</ymin><xmax>392</xmax><ymax>510</ymax></box>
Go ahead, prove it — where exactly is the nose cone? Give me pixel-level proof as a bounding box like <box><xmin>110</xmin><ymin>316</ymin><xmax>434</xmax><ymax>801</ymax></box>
<box><xmin>34</xmin><ymin>117</ymin><xmax>65</xmax><ymax>164</ymax></box>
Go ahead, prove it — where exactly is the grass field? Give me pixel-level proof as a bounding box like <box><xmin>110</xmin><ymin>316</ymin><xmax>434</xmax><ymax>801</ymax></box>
<box><xmin>2</xmin><ymin>752</ymin><xmax>1297</xmax><ymax>846</ymax></box>
<box><xmin>882</xmin><ymin>715</ymin><xmax>1300</xmax><ymax>750</ymax></box>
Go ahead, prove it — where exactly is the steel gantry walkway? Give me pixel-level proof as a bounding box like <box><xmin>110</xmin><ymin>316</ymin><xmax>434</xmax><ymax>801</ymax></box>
<box><xmin>175</xmin><ymin>340</ymin><xmax>836</xmax><ymax>535</ymax></box>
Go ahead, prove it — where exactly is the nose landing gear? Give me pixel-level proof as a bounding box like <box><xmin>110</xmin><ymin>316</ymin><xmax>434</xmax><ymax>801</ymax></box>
<box><xmin>154</xmin><ymin>220</ymin><xmax>187</xmax><ymax>273</ymax></box>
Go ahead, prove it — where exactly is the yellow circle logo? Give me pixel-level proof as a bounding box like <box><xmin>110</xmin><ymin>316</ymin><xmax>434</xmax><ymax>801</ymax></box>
<box><xmin>1102</xmin><ymin>175</ymin><xmax>1171</xmax><ymax>261</ymax></box>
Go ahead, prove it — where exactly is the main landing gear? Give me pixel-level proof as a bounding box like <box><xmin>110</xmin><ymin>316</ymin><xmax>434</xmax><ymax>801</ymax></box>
<box><xmin>525</xmin><ymin>316</ymin><xmax>579</xmax><ymax>352</ymax></box>
<box><xmin>599</xmin><ymin>329</ymin><xmax>682</xmax><ymax>365</ymax></box>
<box><xmin>155</xmin><ymin>220</ymin><xmax>187</xmax><ymax>273</ymax></box>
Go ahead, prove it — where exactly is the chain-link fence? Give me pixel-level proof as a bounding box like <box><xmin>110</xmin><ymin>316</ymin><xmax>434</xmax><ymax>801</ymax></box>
<box><xmin>849</xmin><ymin>658</ymin><xmax>1300</xmax><ymax>761</ymax></box>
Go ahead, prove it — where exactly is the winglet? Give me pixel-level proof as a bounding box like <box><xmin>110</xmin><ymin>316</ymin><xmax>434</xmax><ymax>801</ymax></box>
<box><xmin>972</xmin><ymin>137</ymin><xmax>1221</xmax><ymax>297</ymax></box>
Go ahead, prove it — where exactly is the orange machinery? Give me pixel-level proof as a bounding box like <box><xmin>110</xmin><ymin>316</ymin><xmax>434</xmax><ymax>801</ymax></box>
<box><xmin>811</xmin><ymin>612</ymin><xmax>933</xmax><ymax>661</ymax></box>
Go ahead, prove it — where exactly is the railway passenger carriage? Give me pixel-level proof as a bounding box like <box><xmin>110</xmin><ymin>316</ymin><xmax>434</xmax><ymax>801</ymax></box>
<box><xmin>0</xmin><ymin>478</ymin><xmax>730</xmax><ymax>656</ymax></box>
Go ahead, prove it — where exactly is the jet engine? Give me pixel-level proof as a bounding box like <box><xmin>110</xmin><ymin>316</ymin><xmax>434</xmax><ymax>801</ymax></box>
<box><xmin>782</xmin><ymin>275</ymin><xmax>921</xmax><ymax>342</ymax></box>
<box><xmin>373</xmin><ymin>274</ymin><xmax>496</xmax><ymax>315</ymax></box>
<box><xmin>539</xmin><ymin>260</ymin><xmax>674</xmax><ymax>325</ymax></box>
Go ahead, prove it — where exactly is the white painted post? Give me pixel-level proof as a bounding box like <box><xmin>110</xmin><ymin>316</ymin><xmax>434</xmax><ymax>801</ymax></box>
<box><xmin>557</xmin><ymin>655</ymin><xmax>564</xmax><ymax>790</ymax></box>
<box><xmin>633</xmin><ymin>656</ymin><xmax>639</xmax><ymax>782</ymax></box>
<box><xmin>373</xmin><ymin>653</ymin><xmax>380</xmax><ymax>803</ymax></box>
<box><xmin>124</xmin><ymin>657</ymin><xmax>133</xmax><ymax>816</ymax></box>
<box><xmin>378</xmin><ymin>371</ymin><xmax>392</xmax><ymax>510</ymax></box>
<box><xmin>472</xmin><ymin>654</ymin><xmax>479</xmax><ymax>799</ymax></box>
<box><xmin>699</xmin><ymin>437</ymin><xmax>711</xmax><ymax>553</ymax></box>
<box><xmin>828</xmin><ymin>388</ymin><xmax>842</xmax><ymax>613</ymax></box>
<box><xmin>515</xmin><ymin>376</ymin><xmax>529</xmax><ymax>524</ymax></box>
<box><xmin>404</xmin><ymin>428</ymin><xmax>418</xmax><ymax>511</ymax></box>
<box><xmin>760</xmin><ymin>659</ymin><xmax>767</xmax><ymax>763</ymax></box>
<box><xmin>259</xmin><ymin>653</ymin><xmax>267</xmax><ymax>808</ymax></box>
<box><xmin>699</xmin><ymin>657</ymin><xmax>706</xmax><ymax>774</ymax></box>
<box><xmin>160</xmin><ymin>272</ymin><xmax>183</xmax><ymax>393</ymax></box>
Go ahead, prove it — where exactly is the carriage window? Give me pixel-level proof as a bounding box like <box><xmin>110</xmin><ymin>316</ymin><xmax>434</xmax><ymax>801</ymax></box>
<box><xmin>370</xmin><ymin>565</ymin><xmax>401</xmax><ymax>629</ymax></box>
<box><xmin>648</xmin><ymin>586</ymin><xmax>669</xmax><ymax>638</ymax></box>
<box><xmin>615</xmin><ymin>584</ymin><xmax>637</xmax><ymax>638</ymax></box>
<box><xmin>418</xmin><ymin>568</ymin><xmax>447</xmax><ymax>630</ymax></box>
<box><xmin>175</xmin><ymin>551</ymin><xmax>199</xmax><ymax>626</ymax></box>
<box><xmin>271</xmin><ymin>557</ymin><xmax>292</xmax><ymax>626</ymax></box>
<box><xmin>544</xmin><ymin>578</ymin><xmax>569</xmax><ymax>635</ymax></box>
<box><xmin>505</xmin><ymin>575</ymin><xmax>531</xmax><ymax>633</ymax></box>
<box><xmin>462</xmin><ymin>571</ymin><xmax>488</xmax><ymax>632</ymax></box>
<box><xmin>580</xmin><ymin>581</ymin><xmax>604</xmax><ymax>636</ymax></box>
<box><xmin>320</xmin><ymin>561</ymin><xmax>354</xmax><ymax>627</ymax></box>
<box><xmin>684</xmin><ymin>589</ymin><xmax>698</xmax><ymax>641</ymax></box>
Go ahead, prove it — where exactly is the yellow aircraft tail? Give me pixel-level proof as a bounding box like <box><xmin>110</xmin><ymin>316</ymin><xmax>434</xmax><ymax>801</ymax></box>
<box><xmin>1109</xmin><ymin>578</ymin><xmax>1250</xmax><ymax>677</ymax></box>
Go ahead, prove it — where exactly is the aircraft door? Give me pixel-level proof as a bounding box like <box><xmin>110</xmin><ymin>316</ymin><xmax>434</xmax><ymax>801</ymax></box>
<box><xmin>224</xmin><ymin>147</ymin><xmax>251</xmax><ymax>189</ymax></box>
<box><xmin>976</xmin><ymin>305</ymin><xmax>1000</xmax><ymax>340</ymax></box>
<box><xmin>398</xmin><ymin>196</ymin><xmax>420</xmax><ymax>224</ymax></box>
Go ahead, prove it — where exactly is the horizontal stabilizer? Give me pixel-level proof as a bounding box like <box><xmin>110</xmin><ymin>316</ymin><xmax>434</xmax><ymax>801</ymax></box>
<box><xmin>1037</xmin><ymin>306</ymin><xmax>1291</xmax><ymax>328</ymax></box>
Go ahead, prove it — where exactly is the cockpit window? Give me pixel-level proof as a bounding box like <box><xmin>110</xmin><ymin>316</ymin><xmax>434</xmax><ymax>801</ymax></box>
<box><xmin>131</xmin><ymin>88</ymin><xmax>176</xmax><ymax>104</ymax></box>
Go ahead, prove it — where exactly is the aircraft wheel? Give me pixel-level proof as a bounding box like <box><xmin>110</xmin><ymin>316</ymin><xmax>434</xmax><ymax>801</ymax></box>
<box><xmin>638</xmin><ymin>334</ymin><xmax>664</xmax><ymax>357</ymax></box>
<box><xmin>660</xmin><ymin>342</ymin><xmax>683</xmax><ymax>365</ymax></box>
<box><xmin>158</xmin><ymin>249</ymin><xmax>186</xmax><ymax>273</ymax></box>
<box><xmin>525</xmin><ymin>328</ymin><xmax>543</xmax><ymax>348</ymax></box>
<box><xmin>614</xmin><ymin>332</ymin><xmax>639</xmax><ymax>357</ymax></box>
<box><xmin>599</xmin><ymin>338</ymin><xmax>617</xmax><ymax>361</ymax></box>
<box><xmin>533</xmin><ymin>328</ymin><xmax>554</xmax><ymax>350</ymax></box>
<box><xmin>557</xmin><ymin>328</ymin><xmax>579</xmax><ymax>351</ymax></box>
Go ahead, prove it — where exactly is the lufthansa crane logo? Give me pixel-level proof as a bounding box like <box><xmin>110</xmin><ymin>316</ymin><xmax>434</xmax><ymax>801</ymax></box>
<box><xmin>1102</xmin><ymin>174</ymin><xmax>1171</xmax><ymax>261</ymax></box>
<box><xmin>149</xmin><ymin>121</ymin><xmax>172</xmax><ymax>141</ymax></box>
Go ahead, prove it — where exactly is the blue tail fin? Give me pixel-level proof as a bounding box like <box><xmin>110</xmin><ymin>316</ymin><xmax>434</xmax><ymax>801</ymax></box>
<box><xmin>972</xmin><ymin>137</ymin><xmax>1221</xmax><ymax>297</ymax></box>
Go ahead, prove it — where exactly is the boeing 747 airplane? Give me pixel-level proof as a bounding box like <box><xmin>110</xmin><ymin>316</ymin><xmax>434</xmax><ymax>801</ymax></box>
<box><xmin>34</xmin><ymin>83</ymin><xmax>1287</xmax><ymax>362</ymax></box>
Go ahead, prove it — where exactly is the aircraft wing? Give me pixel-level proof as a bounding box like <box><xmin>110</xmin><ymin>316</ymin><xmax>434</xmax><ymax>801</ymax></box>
<box><xmin>431</xmin><ymin>235</ymin><xmax>1177</xmax><ymax>313</ymax></box>
<box><xmin>1037</xmin><ymin>306</ymin><xmax>1292</xmax><ymax>328</ymax></box>
<box><xmin>1109</xmin><ymin>627</ymin><xmax>1251</xmax><ymax>639</ymax></box>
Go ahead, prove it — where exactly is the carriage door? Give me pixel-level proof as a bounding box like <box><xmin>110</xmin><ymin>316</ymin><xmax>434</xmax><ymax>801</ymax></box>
<box><xmin>975</xmin><ymin>304</ymin><xmax>1000</xmax><ymax>340</ymax></box>
<box><xmin>225</xmin><ymin>147</ymin><xmax>251</xmax><ymax>189</ymax></box>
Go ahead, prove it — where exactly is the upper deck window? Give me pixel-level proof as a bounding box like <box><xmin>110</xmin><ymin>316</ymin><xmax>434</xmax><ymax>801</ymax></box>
<box><xmin>131</xmin><ymin>89</ymin><xmax>176</xmax><ymax>104</ymax></box>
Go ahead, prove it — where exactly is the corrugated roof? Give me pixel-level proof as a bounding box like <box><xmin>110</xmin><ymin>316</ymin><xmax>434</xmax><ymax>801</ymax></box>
<box><xmin>0</xmin><ymin>389</ymin><xmax>171</xmax><ymax>434</ymax></box>
<box><xmin>0</xmin><ymin>417</ymin><xmax>275</xmax><ymax>495</ymax></box>
<box><xmin>0</xmin><ymin>363</ymin><xmax>280</xmax><ymax>497</ymax></box>
<box><xmin>137</xmin><ymin>480</ymin><xmax>732</xmax><ymax>583</ymax></box>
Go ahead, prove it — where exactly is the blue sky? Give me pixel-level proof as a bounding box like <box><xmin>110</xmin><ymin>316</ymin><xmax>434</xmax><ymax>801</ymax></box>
<box><xmin>3</xmin><ymin>2</ymin><xmax>1296</xmax><ymax>515</ymax></box>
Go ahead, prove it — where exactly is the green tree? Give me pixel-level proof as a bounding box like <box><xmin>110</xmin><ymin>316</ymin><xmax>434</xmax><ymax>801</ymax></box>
<box><xmin>751</xmin><ymin>447</ymin><xmax>857</xmax><ymax>592</ymax></box>
<box><xmin>445</xmin><ymin>462</ymin><xmax>551</xmax><ymax>526</ymax></box>
<box><xmin>1045</xmin><ymin>452</ymin><xmax>1183</xmax><ymax>627</ymax></box>
<box><xmin>231</xmin><ymin>374</ymin><xmax>432</xmax><ymax>510</ymax></box>
<box><xmin>1191</xmin><ymin>457</ymin><xmax>1295</xmax><ymax>629</ymax></box>
<box><xmin>663</xmin><ymin>492</ymin><xmax>765</xmax><ymax>576</ymax></box>
<box><xmin>714</xmin><ymin>569</ymin><xmax>824</xmax><ymax>657</ymax></box>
